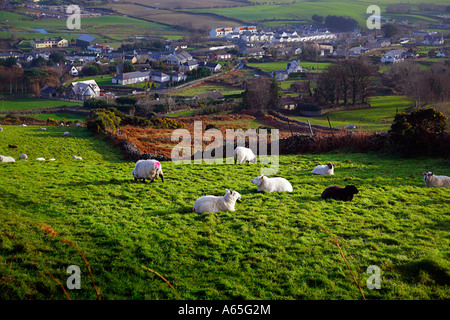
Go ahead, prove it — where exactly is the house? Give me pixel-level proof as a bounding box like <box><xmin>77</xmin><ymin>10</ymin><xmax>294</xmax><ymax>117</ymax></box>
<box><xmin>179</xmin><ymin>60</ymin><xmax>199</xmax><ymax>72</ymax></box>
<box><xmin>166</xmin><ymin>51</ymin><xmax>193</xmax><ymax>66</ymax></box>
<box><xmin>207</xmin><ymin>50</ymin><xmax>232</xmax><ymax>61</ymax></box>
<box><xmin>365</xmin><ymin>38</ymin><xmax>391</xmax><ymax>50</ymax></box>
<box><xmin>150</xmin><ymin>71</ymin><xmax>170</xmax><ymax>83</ymax></box>
<box><xmin>76</xmin><ymin>35</ymin><xmax>97</xmax><ymax>49</ymax></box>
<box><xmin>286</xmin><ymin>60</ymin><xmax>306</xmax><ymax>74</ymax></box>
<box><xmin>123</xmin><ymin>55</ymin><xmax>138</xmax><ymax>64</ymax></box>
<box><xmin>170</xmin><ymin>72</ymin><xmax>187</xmax><ymax>82</ymax></box>
<box><xmin>112</xmin><ymin>71</ymin><xmax>150</xmax><ymax>85</ymax></box>
<box><xmin>436</xmin><ymin>50</ymin><xmax>446</xmax><ymax>58</ymax></box>
<box><xmin>65</xmin><ymin>80</ymin><xmax>100</xmax><ymax>100</ymax></box>
<box><xmin>68</xmin><ymin>64</ymin><xmax>79</xmax><ymax>76</ymax></box>
<box><xmin>209</xmin><ymin>27</ymin><xmax>234</xmax><ymax>37</ymax></box>
<box><xmin>234</xmin><ymin>26</ymin><xmax>257</xmax><ymax>34</ymax></box>
<box><xmin>87</xmin><ymin>44</ymin><xmax>113</xmax><ymax>54</ymax></box>
<box><xmin>381</xmin><ymin>49</ymin><xmax>406</xmax><ymax>63</ymax></box>
<box><xmin>422</xmin><ymin>34</ymin><xmax>444</xmax><ymax>46</ymax></box>
<box><xmin>0</xmin><ymin>52</ymin><xmax>20</xmax><ymax>60</ymax></box>
<box><xmin>280</xmin><ymin>97</ymin><xmax>301</xmax><ymax>110</ymax></box>
<box><xmin>242</xmin><ymin>46</ymin><xmax>264</xmax><ymax>57</ymax></box>
<box><xmin>348</xmin><ymin>46</ymin><xmax>369</xmax><ymax>56</ymax></box>
<box><xmin>199</xmin><ymin>61</ymin><xmax>222</xmax><ymax>73</ymax></box>
<box><xmin>30</xmin><ymin>37</ymin><xmax>68</xmax><ymax>49</ymax></box>
<box><xmin>41</xmin><ymin>85</ymin><xmax>59</xmax><ymax>99</ymax></box>
<box><xmin>226</xmin><ymin>32</ymin><xmax>241</xmax><ymax>40</ymax></box>
<box><xmin>64</xmin><ymin>52</ymin><xmax>98</xmax><ymax>63</ymax></box>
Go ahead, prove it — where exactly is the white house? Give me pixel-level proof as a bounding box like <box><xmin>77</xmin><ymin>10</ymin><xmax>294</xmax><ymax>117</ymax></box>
<box><xmin>179</xmin><ymin>60</ymin><xmax>199</xmax><ymax>72</ymax></box>
<box><xmin>112</xmin><ymin>71</ymin><xmax>151</xmax><ymax>85</ymax></box>
<box><xmin>68</xmin><ymin>64</ymin><xmax>79</xmax><ymax>76</ymax></box>
<box><xmin>150</xmin><ymin>71</ymin><xmax>170</xmax><ymax>83</ymax></box>
<box><xmin>436</xmin><ymin>50</ymin><xmax>446</xmax><ymax>58</ymax></box>
<box><xmin>65</xmin><ymin>80</ymin><xmax>100</xmax><ymax>100</ymax></box>
<box><xmin>199</xmin><ymin>61</ymin><xmax>222</xmax><ymax>73</ymax></box>
<box><xmin>381</xmin><ymin>49</ymin><xmax>406</xmax><ymax>63</ymax></box>
<box><xmin>170</xmin><ymin>72</ymin><xmax>187</xmax><ymax>82</ymax></box>
<box><xmin>166</xmin><ymin>51</ymin><xmax>193</xmax><ymax>66</ymax></box>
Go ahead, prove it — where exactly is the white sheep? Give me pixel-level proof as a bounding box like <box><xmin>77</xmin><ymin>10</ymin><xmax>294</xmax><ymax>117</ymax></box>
<box><xmin>72</xmin><ymin>156</ymin><xmax>82</xmax><ymax>160</ymax></box>
<box><xmin>19</xmin><ymin>154</ymin><xmax>28</xmax><ymax>160</ymax></box>
<box><xmin>423</xmin><ymin>172</ymin><xmax>450</xmax><ymax>188</ymax></box>
<box><xmin>0</xmin><ymin>127</ymin><xmax>3</xmax><ymax>132</ymax></box>
<box><xmin>251</xmin><ymin>175</ymin><xmax>293</xmax><ymax>192</ymax></box>
<box><xmin>312</xmin><ymin>163</ymin><xmax>334</xmax><ymax>175</ymax></box>
<box><xmin>39</xmin><ymin>127</ymin><xmax>47</xmax><ymax>131</ymax></box>
<box><xmin>64</xmin><ymin>131</ymin><xmax>69</xmax><ymax>136</ymax></box>
<box><xmin>49</xmin><ymin>158</ymin><xmax>56</xmax><ymax>161</ymax></box>
<box><xmin>76</xmin><ymin>123</ymin><xmax>82</xmax><ymax>127</ymax></box>
<box><xmin>193</xmin><ymin>189</ymin><xmax>241</xmax><ymax>213</ymax></box>
<box><xmin>35</xmin><ymin>157</ymin><xmax>46</xmax><ymax>161</ymax></box>
<box><xmin>234</xmin><ymin>146</ymin><xmax>257</xmax><ymax>164</ymax></box>
<box><xmin>132</xmin><ymin>159</ymin><xmax>164</xmax><ymax>183</ymax></box>
<box><xmin>20</xmin><ymin>124</ymin><xmax>27</xmax><ymax>127</ymax></box>
<box><xmin>0</xmin><ymin>155</ymin><xmax>15</xmax><ymax>163</ymax></box>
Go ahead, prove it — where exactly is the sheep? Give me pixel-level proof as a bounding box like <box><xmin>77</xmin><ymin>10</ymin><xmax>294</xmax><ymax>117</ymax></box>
<box><xmin>0</xmin><ymin>127</ymin><xmax>3</xmax><ymax>132</ymax></box>
<box><xmin>20</xmin><ymin>124</ymin><xmax>27</xmax><ymax>127</ymax></box>
<box><xmin>72</xmin><ymin>156</ymin><xmax>82</xmax><ymax>160</ymax></box>
<box><xmin>132</xmin><ymin>159</ymin><xmax>164</xmax><ymax>183</ymax></box>
<box><xmin>64</xmin><ymin>131</ymin><xmax>70</xmax><ymax>136</ymax></box>
<box><xmin>251</xmin><ymin>175</ymin><xmax>293</xmax><ymax>192</ymax></box>
<box><xmin>193</xmin><ymin>189</ymin><xmax>241</xmax><ymax>213</ymax></box>
<box><xmin>35</xmin><ymin>157</ymin><xmax>46</xmax><ymax>161</ymax></box>
<box><xmin>423</xmin><ymin>172</ymin><xmax>450</xmax><ymax>188</ymax></box>
<box><xmin>76</xmin><ymin>123</ymin><xmax>82</xmax><ymax>127</ymax></box>
<box><xmin>0</xmin><ymin>155</ymin><xmax>15</xmax><ymax>163</ymax></box>
<box><xmin>49</xmin><ymin>158</ymin><xmax>56</xmax><ymax>161</ymax></box>
<box><xmin>312</xmin><ymin>163</ymin><xmax>334</xmax><ymax>175</ymax></box>
<box><xmin>321</xmin><ymin>185</ymin><xmax>359</xmax><ymax>201</ymax></box>
<box><xmin>234</xmin><ymin>146</ymin><xmax>257</xmax><ymax>164</ymax></box>
<box><xmin>39</xmin><ymin>127</ymin><xmax>47</xmax><ymax>131</ymax></box>
<box><xmin>19</xmin><ymin>154</ymin><xmax>28</xmax><ymax>160</ymax></box>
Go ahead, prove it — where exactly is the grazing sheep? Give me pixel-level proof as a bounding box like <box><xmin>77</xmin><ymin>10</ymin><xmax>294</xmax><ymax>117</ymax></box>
<box><xmin>234</xmin><ymin>146</ymin><xmax>257</xmax><ymax>164</ymax></box>
<box><xmin>251</xmin><ymin>175</ymin><xmax>293</xmax><ymax>192</ymax></box>
<box><xmin>72</xmin><ymin>156</ymin><xmax>82</xmax><ymax>160</ymax></box>
<box><xmin>193</xmin><ymin>189</ymin><xmax>241</xmax><ymax>213</ymax></box>
<box><xmin>39</xmin><ymin>127</ymin><xmax>47</xmax><ymax>131</ymax></box>
<box><xmin>132</xmin><ymin>159</ymin><xmax>164</xmax><ymax>183</ymax></box>
<box><xmin>35</xmin><ymin>157</ymin><xmax>46</xmax><ymax>161</ymax></box>
<box><xmin>312</xmin><ymin>163</ymin><xmax>334</xmax><ymax>175</ymax></box>
<box><xmin>0</xmin><ymin>155</ymin><xmax>15</xmax><ymax>163</ymax></box>
<box><xmin>19</xmin><ymin>154</ymin><xmax>28</xmax><ymax>160</ymax></box>
<box><xmin>0</xmin><ymin>127</ymin><xmax>3</xmax><ymax>132</ymax></box>
<box><xmin>49</xmin><ymin>158</ymin><xmax>56</xmax><ymax>161</ymax></box>
<box><xmin>423</xmin><ymin>172</ymin><xmax>450</xmax><ymax>188</ymax></box>
<box><xmin>321</xmin><ymin>185</ymin><xmax>359</xmax><ymax>201</ymax></box>
<box><xmin>20</xmin><ymin>124</ymin><xmax>27</xmax><ymax>127</ymax></box>
<box><xmin>64</xmin><ymin>131</ymin><xmax>69</xmax><ymax>136</ymax></box>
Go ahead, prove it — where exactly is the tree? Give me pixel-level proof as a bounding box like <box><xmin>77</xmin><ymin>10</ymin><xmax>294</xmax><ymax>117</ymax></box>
<box><xmin>268</xmin><ymin>79</ymin><xmax>282</xmax><ymax>109</ymax></box>
<box><xmin>242</xmin><ymin>78</ymin><xmax>271</xmax><ymax>110</ymax></box>
<box><xmin>382</xmin><ymin>23</ymin><xmax>400</xmax><ymax>39</ymax></box>
<box><xmin>122</xmin><ymin>61</ymin><xmax>135</xmax><ymax>73</ymax></box>
<box><xmin>312</xmin><ymin>14</ymin><xmax>324</xmax><ymax>24</ymax></box>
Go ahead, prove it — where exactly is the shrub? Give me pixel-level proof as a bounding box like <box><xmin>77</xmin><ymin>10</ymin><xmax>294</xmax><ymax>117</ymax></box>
<box><xmin>87</xmin><ymin>109</ymin><xmax>121</xmax><ymax>134</ymax></box>
<box><xmin>388</xmin><ymin>107</ymin><xmax>448</xmax><ymax>156</ymax></box>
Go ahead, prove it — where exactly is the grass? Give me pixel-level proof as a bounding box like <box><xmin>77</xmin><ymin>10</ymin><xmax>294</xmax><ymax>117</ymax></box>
<box><xmin>25</xmin><ymin>112</ymin><xmax>87</xmax><ymax>122</ymax></box>
<box><xmin>289</xmin><ymin>96</ymin><xmax>415</xmax><ymax>132</ymax></box>
<box><xmin>247</xmin><ymin>61</ymin><xmax>332</xmax><ymax>73</ymax></box>
<box><xmin>0</xmin><ymin>125</ymin><xmax>449</xmax><ymax>300</ymax></box>
<box><xmin>171</xmin><ymin>85</ymin><xmax>244</xmax><ymax>97</ymax></box>
<box><xmin>0</xmin><ymin>98</ymin><xmax>82</xmax><ymax>112</ymax></box>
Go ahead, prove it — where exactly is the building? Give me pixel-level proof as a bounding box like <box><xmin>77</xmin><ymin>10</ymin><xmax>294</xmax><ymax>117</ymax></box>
<box><xmin>166</xmin><ymin>51</ymin><xmax>193</xmax><ymax>66</ymax></box>
<box><xmin>30</xmin><ymin>37</ymin><xmax>68</xmax><ymax>49</ymax></box>
<box><xmin>170</xmin><ymin>72</ymin><xmax>187</xmax><ymax>82</ymax></box>
<box><xmin>179</xmin><ymin>60</ymin><xmax>199</xmax><ymax>72</ymax></box>
<box><xmin>76</xmin><ymin>35</ymin><xmax>97</xmax><ymax>49</ymax></box>
<box><xmin>422</xmin><ymin>34</ymin><xmax>444</xmax><ymax>46</ymax></box>
<box><xmin>209</xmin><ymin>27</ymin><xmax>234</xmax><ymax>37</ymax></box>
<box><xmin>65</xmin><ymin>80</ymin><xmax>100</xmax><ymax>100</ymax></box>
<box><xmin>40</xmin><ymin>85</ymin><xmax>59</xmax><ymax>99</ymax></box>
<box><xmin>112</xmin><ymin>71</ymin><xmax>150</xmax><ymax>85</ymax></box>
<box><xmin>198</xmin><ymin>61</ymin><xmax>222</xmax><ymax>73</ymax></box>
<box><xmin>381</xmin><ymin>49</ymin><xmax>407</xmax><ymax>63</ymax></box>
<box><xmin>68</xmin><ymin>64</ymin><xmax>79</xmax><ymax>76</ymax></box>
<box><xmin>150</xmin><ymin>71</ymin><xmax>170</xmax><ymax>83</ymax></box>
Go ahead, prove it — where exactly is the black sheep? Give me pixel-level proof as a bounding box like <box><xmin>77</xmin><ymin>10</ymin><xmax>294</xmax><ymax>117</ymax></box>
<box><xmin>321</xmin><ymin>185</ymin><xmax>359</xmax><ymax>201</ymax></box>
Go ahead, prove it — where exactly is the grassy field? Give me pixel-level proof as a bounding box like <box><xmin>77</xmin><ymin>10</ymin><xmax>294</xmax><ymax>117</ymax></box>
<box><xmin>0</xmin><ymin>98</ymin><xmax>82</xmax><ymax>112</ymax></box>
<box><xmin>247</xmin><ymin>61</ymin><xmax>332</xmax><ymax>73</ymax></box>
<box><xmin>25</xmin><ymin>112</ymin><xmax>87</xmax><ymax>122</ymax></box>
<box><xmin>289</xmin><ymin>96</ymin><xmax>415</xmax><ymax>132</ymax></box>
<box><xmin>0</xmin><ymin>125</ymin><xmax>449</xmax><ymax>300</ymax></box>
<box><xmin>171</xmin><ymin>85</ymin><xmax>244</xmax><ymax>97</ymax></box>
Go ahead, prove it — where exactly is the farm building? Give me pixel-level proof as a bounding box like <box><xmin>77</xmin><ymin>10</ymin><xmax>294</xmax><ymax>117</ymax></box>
<box><xmin>76</xmin><ymin>35</ymin><xmax>97</xmax><ymax>49</ymax></box>
<box><xmin>40</xmin><ymin>85</ymin><xmax>59</xmax><ymax>99</ymax></box>
<box><xmin>65</xmin><ymin>80</ymin><xmax>100</xmax><ymax>100</ymax></box>
<box><xmin>112</xmin><ymin>71</ymin><xmax>151</xmax><ymax>85</ymax></box>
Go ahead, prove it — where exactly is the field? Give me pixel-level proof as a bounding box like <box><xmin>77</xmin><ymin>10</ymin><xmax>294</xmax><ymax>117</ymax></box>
<box><xmin>171</xmin><ymin>84</ymin><xmax>244</xmax><ymax>97</ymax></box>
<box><xmin>0</xmin><ymin>125</ymin><xmax>449</xmax><ymax>300</ymax></box>
<box><xmin>0</xmin><ymin>98</ymin><xmax>82</xmax><ymax>113</ymax></box>
<box><xmin>247</xmin><ymin>61</ymin><xmax>332</xmax><ymax>73</ymax></box>
<box><xmin>290</xmin><ymin>96</ymin><xmax>415</xmax><ymax>132</ymax></box>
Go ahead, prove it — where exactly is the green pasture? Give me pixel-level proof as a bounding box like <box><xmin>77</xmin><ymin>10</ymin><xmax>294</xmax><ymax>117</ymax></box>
<box><xmin>0</xmin><ymin>125</ymin><xmax>449</xmax><ymax>300</ymax></box>
<box><xmin>0</xmin><ymin>98</ymin><xmax>81</xmax><ymax>112</ymax></box>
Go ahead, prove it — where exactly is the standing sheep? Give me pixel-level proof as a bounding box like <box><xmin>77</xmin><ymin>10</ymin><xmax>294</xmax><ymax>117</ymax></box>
<box><xmin>251</xmin><ymin>175</ymin><xmax>293</xmax><ymax>192</ymax></box>
<box><xmin>64</xmin><ymin>131</ymin><xmax>70</xmax><ymax>136</ymax></box>
<box><xmin>0</xmin><ymin>155</ymin><xmax>15</xmax><ymax>163</ymax></box>
<box><xmin>193</xmin><ymin>189</ymin><xmax>241</xmax><ymax>213</ymax></box>
<box><xmin>132</xmin><ymin>159</ymin><xmax>164</xmax><ymax>183</ymax></box>
<box><xmin>312</xmin><ymin>163</ymin><xmax>334</xmax><ymax>175</ymax></box>
<box><xmin>423</xmin><ymin>172</ymin><xmax>450</xmax><ymax>188</ymax></box>
<box><xmin>234</xmin><ymin>147</ymin><xmax>257</xmax><ymax>164</ymax></box>
<box><xmin>321</xmin><ymin>185</ymin><xmax>359</xmax><ymax>201</ymax></box>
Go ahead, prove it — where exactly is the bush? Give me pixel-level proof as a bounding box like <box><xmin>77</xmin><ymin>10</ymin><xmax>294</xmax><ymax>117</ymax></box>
<box><xmin>388</xmin><ymin>107</ymin><xmax>448</xmax><ymax>156</ymax></box>
<box><xmin>296</xmin><ymin>103</ymin><xmax>322</xmax><ymax>112</ymax></box>
<box><xmin>87</xmin><ymin>108</ymin><xmax>121</xmax><ymax>134</ymax></box>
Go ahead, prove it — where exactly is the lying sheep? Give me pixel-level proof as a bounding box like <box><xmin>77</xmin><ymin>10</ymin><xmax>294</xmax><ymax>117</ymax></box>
<box><xmin>312</xmin><ymin>163</ymin><xmax>334</xmax><ymax>175</ymax></box>
<box><xmin>19</xmin><ymin>154</ymin><xmax>28</xmax><ymax>160</ymax></box>
<box><xmin>193</xmin><ymin>189</ymin><xmax>241</xmax><ymax>213</ymax></box>
<box><xmin>0</xmin><ymin>155</ymin><xmax>15</xmax><ymax>163</ymax></box>
<box><xmin>76</xmin><ymin>123</ymin><xmax>82</xmax><ymax>127</ymax></box>
<box><xmin>234</xmin><ymin>146</ymin><xmax>257</xmax><ymax>164</ymax></box>
<box><xmin>64</xmin><ymin>131</ymin><xmax>69</xmax><ymax>136</ymax></box>
<box><xmin>423</xmin><ymin>172</ymin><xmax>450</xmax><ymax>188</ymax></box>
<box><xmin>39</xmin><ymin>127</ymin><xmax>47</xmax><ymax>131</ymax></box>
<box><xmin>36</xmin><ymin>157</ymin><xmax>46</xmax><ymax>161</ymax></box>
<box><xmin>132</xmin><ymin>159</ymin><xmax>164</xmax><ymax>183</ymax></box>
<box><xmin>251</xmin><ymin>175</ymin><xmax>293</xmax><ymax>192</ymax></box>
<box><xmin>321</xmin><ymin>185</ymin><xmax>359</xmax><ymax>201</ymax></box>
<box><xmin>72</xmin><ymin>156</ymin><xmax>82</xmax><ymax>160</ymax></box>
<box><xmin>20</xmin><ymin>124</ymin><xmax>27</xmax><ymax>127</ymax></box>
